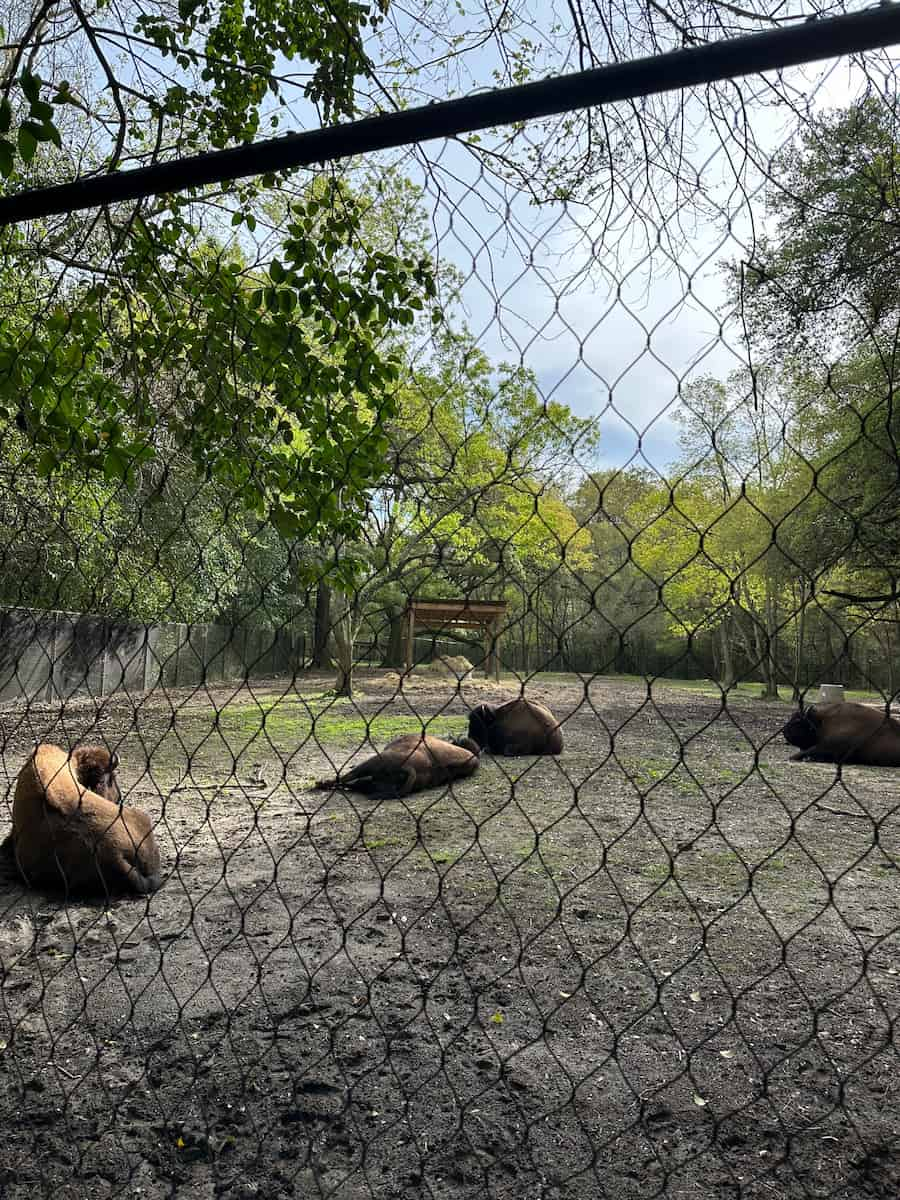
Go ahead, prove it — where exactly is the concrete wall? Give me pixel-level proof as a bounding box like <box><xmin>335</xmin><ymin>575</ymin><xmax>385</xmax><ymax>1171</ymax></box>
<box><xmin>0</xmin><ymin>608</ymin><xmax>307</xmax><ymax>704</ymax></box>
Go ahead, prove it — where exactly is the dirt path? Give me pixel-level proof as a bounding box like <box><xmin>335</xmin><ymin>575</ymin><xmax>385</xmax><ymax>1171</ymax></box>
<box><xmin>0</xmin><ymin>671</ymin><xmax>896</xmax><ymax>1198</ymax></box>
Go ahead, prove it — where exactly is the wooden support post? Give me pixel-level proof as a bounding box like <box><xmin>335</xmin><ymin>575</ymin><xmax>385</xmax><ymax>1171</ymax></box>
<box><xmin>492</xmin><ymin>620</ymin><xmax>501</xmax><ymax>681</ymax></box>
<box><xmin>405</xmin><ymin>607</ymin><xmax>415</xmax><ymax>675</ymax></box>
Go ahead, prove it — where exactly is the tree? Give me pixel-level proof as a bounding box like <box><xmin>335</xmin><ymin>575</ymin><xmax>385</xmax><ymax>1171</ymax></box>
<box><xmin>737</xmin><ymin>97</ymin><xmax>900</xmax><ymax>607</ymax></box>
<box><xmin>624</xmin><ymin>369</ymin><xmax>828</xmax><ymax>695</ymax></box>
<box><xmin>316</xmin><ymin>332</ymin><xmax>599</xmax><ymax>696</ymax></box>
<box><xmin>1</xmin><ymin>181</ymin><xmax>438</xmax><ymax>554</ymax></box>
<box><xmin>1</xmin><ymin>0</ymin><xmax>445</xmax><ymax>567</ymax></box>
<box><xmin>741</xmin><ymin>98</ymin><xmax>900</xmax><ymax>358</ymax></box>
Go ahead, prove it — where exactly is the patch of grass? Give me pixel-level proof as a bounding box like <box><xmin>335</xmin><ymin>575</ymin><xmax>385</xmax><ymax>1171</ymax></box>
<box><xmin>620</xmin><ymin>757</ymin><xmax>700</xmax><ymax>797</ymax></box>
<box><xmin>206</xmin><ymin>700</ymin><xmax>467</xmax><ymax>751</ymax></box>
<box><xmin>313</xmin><ymin>715</ymin><xmax>467</xmax><ymax>745</ymax></box>
<box><xmin>641</xmin><ymin>862</ymin><xmax>672</xmax><ymax>881</ymax></box>
<box><xmin>429</xmin><ymin>847</ymin><xmax>467</xmax><ymax>865</ymax></box>
<box><xmin>363</xmin><ymin>836</ymin><xmax>405</xmax><ymax>850</ymax></box>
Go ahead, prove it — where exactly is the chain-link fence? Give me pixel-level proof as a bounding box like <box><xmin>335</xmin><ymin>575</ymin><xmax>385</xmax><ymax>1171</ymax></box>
<box><xmin>0</xmin><ymin>3</ymin><xmax>899</xmax><ymax>1197</ymax></box>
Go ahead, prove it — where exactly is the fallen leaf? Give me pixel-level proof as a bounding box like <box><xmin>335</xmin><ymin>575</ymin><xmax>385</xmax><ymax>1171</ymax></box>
<box><xmin>690</xmin><ymin>991</ymin><xmax>701</xmax><ymax>1003</ymax></box>
<box><xmin>719</xmin><ymin>1049</ymin><xmax>734</xmax><ymax>1059</ymax></box>
<box><xmin>693</xmin><ymin>1094</ymin><xmax>708</xmax><ymax>1107</ymax></box>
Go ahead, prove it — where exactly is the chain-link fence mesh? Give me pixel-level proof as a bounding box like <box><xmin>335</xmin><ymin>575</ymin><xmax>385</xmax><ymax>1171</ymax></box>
<box><xmin>0</xmin><ymin>3</ymin><xmax>899</xmax><ymax>1197</ymax></box>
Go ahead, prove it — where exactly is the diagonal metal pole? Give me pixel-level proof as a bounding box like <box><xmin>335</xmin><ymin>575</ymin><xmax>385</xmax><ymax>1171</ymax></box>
<box><xmin>2</xmin><ymin>5</ymin><xmax>900</xmax><ymax>225</ymax></box>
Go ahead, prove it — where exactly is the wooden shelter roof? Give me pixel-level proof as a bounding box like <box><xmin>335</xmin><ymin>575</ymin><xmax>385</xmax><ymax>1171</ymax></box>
<box><xmin>406</xmin><ymin>599</ymin><xmax>507</xmax><ymax>628</ymax></box>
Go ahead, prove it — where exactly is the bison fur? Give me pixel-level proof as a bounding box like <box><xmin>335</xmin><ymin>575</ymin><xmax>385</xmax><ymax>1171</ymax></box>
<box><xmin>782</xmin><ymin>701</ymin><xmax>900</xmax><ymax>766</ymax></box>
<box><xmin>3</xmin><ymin>744</ymin><xmax>162</xmax><ymax>895</ymax></box>
<box><xmin>464</xmin><ymin>698</ymin><xmax>563</xmax><ymax>757</ymax></box>
<box><xmin>314</xmin><ymin>733</ymin><xmax>480</xmax><ymax>800</ymax></box>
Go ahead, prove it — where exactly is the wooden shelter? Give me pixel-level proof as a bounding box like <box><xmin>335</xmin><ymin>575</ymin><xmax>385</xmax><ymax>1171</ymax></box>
<box><xmin>404</xmin><ymin>599</ymin><xmax>507</xmax><ymax>681</ymax></box>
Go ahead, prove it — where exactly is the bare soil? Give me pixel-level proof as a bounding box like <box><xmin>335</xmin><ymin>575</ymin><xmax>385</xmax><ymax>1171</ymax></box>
<box><xmin>0</xmin><ymin>670</ymin><xmax>897</xmax><ymax>1199</ymax></box>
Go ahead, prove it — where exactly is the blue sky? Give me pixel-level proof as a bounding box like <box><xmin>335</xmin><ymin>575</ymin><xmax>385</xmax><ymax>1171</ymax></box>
<box><xmin>264</xmin><ymin>22</ymin><xmax>871</xmax><ymax>479</ymax></box>
<box><xmin>403</xmin><ymin>53</ymin><xmax>869</xmax><ymax>477</ymax></box>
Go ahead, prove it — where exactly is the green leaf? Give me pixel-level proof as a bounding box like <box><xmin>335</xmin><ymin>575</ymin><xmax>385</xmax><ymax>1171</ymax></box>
<box><xmin>41</xmin><ymin>120</ymin><xmax>62</xmax><ymax>149</ymax></box>
<box><xmin>36</xmin><ymin>451</ymin><xmax>57</xmax><ymax>477</ymax></box>
<box><xmin>17</xmin><ymin>125</ymin><xmax>37</xmax><ymax>163</ymax></box>
<box><xmin>21</xmin><ymin>119</ymin><xmax>53</xmax><ymax>144</ymax></box>
<box><xmin>103</xmin><ymin>447</ymin><xmax>129</xmax><ymax>482</ymax></box>
<box><xmin>0</xmin><ymin>139</ymin><xmax>13</xmax><ymax>178</ymax></box>
<box><xmin>20</xmin><ymin>70</ymin><xmax>41</xmax><ymax>106</ymax></box>
<box><xmin>270</xmin><ymin>505</ymin><xmax>298</xmax><ymax>537</ymax></box>
<box><xmin>0</xmin><ymin>99</ymin><xmax>11</xmax><ymax>134</ymax></box>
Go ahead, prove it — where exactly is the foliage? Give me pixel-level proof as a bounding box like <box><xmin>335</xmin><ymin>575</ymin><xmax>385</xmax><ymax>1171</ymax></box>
<box><xmin>318</xmin><ymin>332</ymin><xmax>599</xmax><ymax>693</ymax></box>
<box><xmin>742</xmin><ymin>97</ymin><xmax>900</xmax><ymax>357</ymax></box>
<box><xmin>0</xmin><ymin>180</ymin><xmax>438</xmax><ymax>566</ymax></box>
<box><xmin>737</xmin><ymin>97</ymin><xmax>900</xmax><ymax>604</ymax></box>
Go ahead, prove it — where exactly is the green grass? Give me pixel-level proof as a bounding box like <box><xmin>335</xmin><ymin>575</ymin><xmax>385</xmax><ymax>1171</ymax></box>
<box><xmin>199</xmin><ymin>697</ymin><xmax>467</xmax><ymax>750</ymax></box>
<box><xmin>509</xmin><ymin>670</ymin><xmax>886</xmax><ymax>706</ymax></box>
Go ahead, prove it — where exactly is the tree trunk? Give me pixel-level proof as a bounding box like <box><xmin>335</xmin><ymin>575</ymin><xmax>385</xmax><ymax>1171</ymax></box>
<box><xmin>889</xmin><ymin>611</ymin><xmax>897</xmax><ymax>700</ymax></box>
<box><xmin>718</xmin><ymin>618</ymin><xmax>736</xmax><ymax>690</ymax></box>
<box><xmin>381</xmin><ymin>605</ymin><xmax>405</xmax><ymax>668</ymax></box>
<box><xmin>791</xmin><ymin>583</ymin><xmax>807</xmax><ymax>702</ymax></box>
<box><xmin>758</xmin><ymin>582</ymin><xmax>780</xmax><ymax>699</ymax></box>
<box><xmin>331</xmin><ymin>593</ymin><xmax>357</xmax><ymax>698</ymax></box>
<box><xmin>311</xmin><ymin>582</ymin><xmax>332</xmax><ymax>669</ymax></box>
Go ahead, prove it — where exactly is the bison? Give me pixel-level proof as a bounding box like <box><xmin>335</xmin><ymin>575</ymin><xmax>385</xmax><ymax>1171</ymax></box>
<box><xmin>463</xmin><ymin>697</ymin><xmax>563</xmax><ymax>757</ymax></box>
<box><xmin>3</xmin><ymin>744</ymin><xmax>162</xmax><ymax>895</ymax></box>
<box><xmin>314</xmin><ymin>733</ymin><xmax>480</xmax><ymax>799</ymax></box>
<box><xmin>782</xmin><ymin>701</ymin><xmax>900</xmax><ymax>766</ymax></box>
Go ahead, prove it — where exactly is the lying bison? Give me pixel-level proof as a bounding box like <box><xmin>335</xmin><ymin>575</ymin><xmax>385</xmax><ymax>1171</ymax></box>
<box><xmin>783</xmin><ymin>701</ymin><xmax>900</xmax><ymax>766</ymax></box>
<box><xmin>3</xmin><ymin>744</ymin><xmax>163</xmax><ymax>895</ymax></box>
<box><xmin>464</xmin><ymin>697</ymin><xmax>563</xmax><ymax>757</ymax></box>
<box><xmin>314</xmin><ymin>733</ymin><xmax>480</xmax><ymax>800</ymax></box>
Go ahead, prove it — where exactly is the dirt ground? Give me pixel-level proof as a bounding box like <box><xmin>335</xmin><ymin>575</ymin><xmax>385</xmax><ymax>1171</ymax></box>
<box><xmin>0</xmin><ymin>669</ymin><xmax>897</xmax><ymax>1199</ymax></box>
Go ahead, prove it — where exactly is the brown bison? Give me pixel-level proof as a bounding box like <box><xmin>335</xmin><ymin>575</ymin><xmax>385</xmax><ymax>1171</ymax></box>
<box><xmin>3</xmin><ymin>744</ymin><xmax>162</xmax><ymax>895</ymax></box>
<box><xmin>314</xmin><ymin>733</ymin><xmax>480</xmax><ymax>800</ymax></box>
<box><xmin>782</xmin><ymin>701</ymin><xmax>900</xmax><ymax>766</ymax></box>
<box><xmin>464</xmin><ymin>698</ymin><xmax>563</xmax><ymax>757</ymax></box>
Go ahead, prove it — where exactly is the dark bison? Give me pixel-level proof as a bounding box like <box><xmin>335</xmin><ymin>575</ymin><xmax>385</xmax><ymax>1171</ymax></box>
<box><xmin>3</xmin><ymin>744</ymin><xmax>162</xmax><ymax>895</ymax></box>
<box><xmin>314</xmin><ymin>733</ymin><xmax>480</xmax><ymax>800</ymax></box>
<box><xmin>464</xmin><ymin>698</ymin><xmax>563</xmax><ymax>756</ymax></box>
<box><xmin>782</xmin><ymin>701</ymin><xmax>900</xmax><ymax>766</ymax></box>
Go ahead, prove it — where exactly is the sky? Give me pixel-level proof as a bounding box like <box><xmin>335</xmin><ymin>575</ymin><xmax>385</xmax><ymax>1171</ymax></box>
<box><xmin>69</xmin><ymin>3</ymin><xmax>881</xmax><ymax>483</ymax></box>
<box><xmin>390</xmin><ymin>52</ymin><xmax>867</xmax><ymax>478</ymax></box>
<box><xmin>200</xmin><ymin>4</ymin><xmax>889</xmax><ymax>483</ymax></box>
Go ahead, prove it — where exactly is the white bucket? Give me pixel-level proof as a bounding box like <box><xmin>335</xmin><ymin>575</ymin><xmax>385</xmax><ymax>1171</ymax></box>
<box><xmin>818</xmin><ymin>683</ymin><xmax>845</xmax><ymax>705</ymax></box>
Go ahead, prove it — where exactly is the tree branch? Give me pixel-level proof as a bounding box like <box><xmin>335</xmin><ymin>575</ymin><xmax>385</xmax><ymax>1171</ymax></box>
<box><xmin>823</xmin><ymin>588</ymin><xmax>900</xmax><ymax>605</ymax></box>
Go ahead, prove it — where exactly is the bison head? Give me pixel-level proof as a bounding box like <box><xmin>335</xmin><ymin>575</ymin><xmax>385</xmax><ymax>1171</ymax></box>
<box><xmin>782</xmin><ymin>707</ymin><xmax>819</xmax><ymax>751</ymax></box>
<box><xmin>72</xmin><ymin>746</ymin><xmax>123</xmax><ymax>805</ymax></box>
<box><xmin>465</xmin><ymin>704</ymin><xmax>496</xmax><ymax>750</ymax></box>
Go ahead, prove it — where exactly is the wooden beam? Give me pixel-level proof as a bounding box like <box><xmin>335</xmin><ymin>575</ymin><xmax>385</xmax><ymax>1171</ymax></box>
<box><xmin>405</xmin><ymin>606</ymin><xmax>416</xmax><ymax>674</ymax></box>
